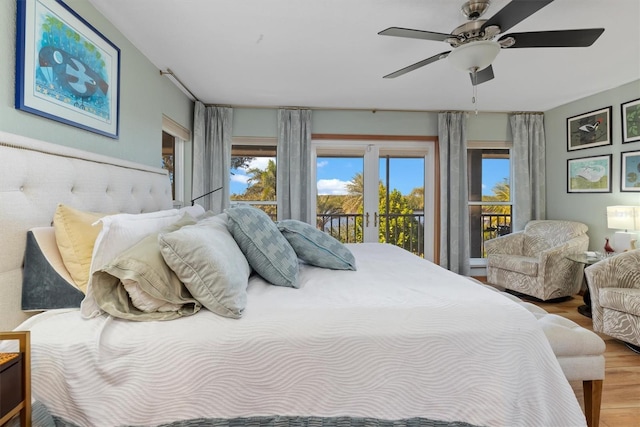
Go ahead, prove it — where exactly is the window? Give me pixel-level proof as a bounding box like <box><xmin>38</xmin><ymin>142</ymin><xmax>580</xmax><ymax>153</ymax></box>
<box><xmin>161</xmin><ymin>115</ymin><xmax>188</xmax><ymax>207</ymax></box>
<box><xmin>467</xmin><ymin>143</ymin><xmax>512</xmax><ymax>260</ymax></box>
<box><xmin>230</xmin><ymin>138</ymin><xmax>277</xmax><ymax>219</ymax></box>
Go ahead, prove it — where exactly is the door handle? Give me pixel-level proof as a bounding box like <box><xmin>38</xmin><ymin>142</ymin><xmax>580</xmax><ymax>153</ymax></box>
<box><xmin>365</xmin><ymin>212</ymin><xmax>369</xmax><ymax>227</ymax></box>
<box><xmin>374</xmin><ymin>212</ymin><xmax>378</xmax><ymax>227</ymax></box>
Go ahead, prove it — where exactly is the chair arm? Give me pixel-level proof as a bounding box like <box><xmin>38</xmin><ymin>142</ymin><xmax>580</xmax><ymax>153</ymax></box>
<box><xmin>584</xmin><ymin>249</ymin><xmax>640</xmax><ymax>332</ymax></box>
<box><xmin>485</xmin><ymin>231</ymin><xmax>524</xmax><ymax>255</ymax></box>
<box><xmin>537</xmin><ymin>235</ymin><xmax>590</xmax><ymax>268</ymax></box>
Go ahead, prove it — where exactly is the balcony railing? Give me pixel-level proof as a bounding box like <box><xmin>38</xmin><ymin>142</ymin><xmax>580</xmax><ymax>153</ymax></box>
<box><xmin>237</xmin><ymin>203</ymin><xmax>508</xmax><ymax>260</ymax></box>
<box><xmin>480</xmin><ymin>213</ymin><xmax>511</xmax><ymax>256</ymax></box>
<box><xmin>317</xmin><ymin>212</ymin><xmax>425</xmax><ymax>257</ymax></box>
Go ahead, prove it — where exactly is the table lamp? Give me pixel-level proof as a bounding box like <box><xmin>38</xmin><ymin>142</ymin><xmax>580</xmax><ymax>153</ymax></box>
<box><xmin>606</xmin><ymin>206</ymin><xmax>639</xmax><ymax>252</ymax></box>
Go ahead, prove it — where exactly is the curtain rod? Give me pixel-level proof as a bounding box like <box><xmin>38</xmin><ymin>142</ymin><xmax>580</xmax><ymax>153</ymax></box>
<box><xmin>159</xmin><ymin>69</ymin><xmax>543</xmax><ymax>115</ymax></box>
<box><xmin>160</xmin><ymin>69</ymin><xmax>199</xmax><ymax>103</ymax></box>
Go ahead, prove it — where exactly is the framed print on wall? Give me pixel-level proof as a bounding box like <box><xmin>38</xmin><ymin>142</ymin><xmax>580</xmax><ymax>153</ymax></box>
<box><xmin>621</xmin><ymin>150</ymin><xmax>640</xmax><ymax>192</ymax></box>
<box><xmin>567</xmin><ymin>154</ymin><xmax>612</xmax><ymax>193</ymax></box>
<box><xmin>621</xmin><ymin>98</ymin><xmax>640</xmax><ymax>144</ymax></box>
<box><xmin>566</xmin><ymin>106</ymin><xmax>612</xmax><ymax>151</ymax></box>
<box><xmin>15</xmin><ymin>0</ymin><xmax>121</xmax><ymax>138</ymax></box>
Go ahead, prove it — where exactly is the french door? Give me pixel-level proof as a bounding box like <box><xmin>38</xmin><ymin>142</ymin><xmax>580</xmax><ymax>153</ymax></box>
<box><xmin>312</xmin><ymin>140</ymin><xmax>435</xmax><ymax>261</ymax></box>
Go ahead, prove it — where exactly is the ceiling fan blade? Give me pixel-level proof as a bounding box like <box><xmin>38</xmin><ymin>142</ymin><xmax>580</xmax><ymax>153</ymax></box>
<box><xmin>500</xmin><ymin>28</ymin><xmax>605</xmax><ymax>48</ymax></box>
<box><xmin>470</xmin><ymin>66</ymin><xmax>495</xmax><ymax>86</ymax></box>
<box><xmin>482</xmin><ymin>0</ymin><xmax>554</xmax><ymax>34</ymax></box>
<box><xmin>383</xmin><ymin>51</ymin><xmax>451</xmax><ymax>79</ymax></box>
<box><xmin>378</xmin><ymin>27</ymin><xmax>452</xmax><ymax>42</ymax></box>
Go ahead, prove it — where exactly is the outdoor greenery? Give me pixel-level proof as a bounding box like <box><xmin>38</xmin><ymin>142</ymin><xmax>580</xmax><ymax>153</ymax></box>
<box><xmin>231</xmin><ymin>162</ymin><xmax>425</xmax><ymax>254</ymax></box>
<box><xmin>231</xmin><ymin>158</ymin><xmax>510</xmax><ymax>257</ymax></box>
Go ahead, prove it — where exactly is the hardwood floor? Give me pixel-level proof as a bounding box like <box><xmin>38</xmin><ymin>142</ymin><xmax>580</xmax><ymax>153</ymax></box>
<box><xmin>526</xmin><ymin>295</ymin><xmax>640</xmax><ymax>427</ymax></box>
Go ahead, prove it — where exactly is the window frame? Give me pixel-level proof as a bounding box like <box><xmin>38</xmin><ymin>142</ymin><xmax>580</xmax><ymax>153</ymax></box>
<box><xmin>467</xmin><ymin>140</ymin><xmax>513</xmax><ymax>266</ymax></box>
<box><xmin>162</xmin><ymin>115</ymin><xmax>189</xmax><ymax>208</ymax></box>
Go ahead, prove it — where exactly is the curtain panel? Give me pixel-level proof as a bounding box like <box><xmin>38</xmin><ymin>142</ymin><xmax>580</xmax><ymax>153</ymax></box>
<box><xmin>277</xmin><ymin>109</ymin><xmax>313</xmax><ymax>222</ymax></box>
<box><xmin>193</xmin><ymin>102</ymin><xmax>233</xmax><ymax>213</ymax></box>
<box><xmin>510</xmin><ymin>113</ymin><xmax>546</xmax><ymax>231</ymax></box>
<box><xmin>438</xmin><ymin>112</ymin><xmax>470</xmax><ymax>275</ymax></box>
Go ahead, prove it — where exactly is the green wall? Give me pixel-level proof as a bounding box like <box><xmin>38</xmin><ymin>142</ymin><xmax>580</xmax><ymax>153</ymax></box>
<box><xmin>545</xmin><ymin>79</ymin><xmax>640</xmax><ymax>251</ymax></box>
<box><xmin>233</xmin><ymin>108</ymin><xmax>510</xmax><ymax>141</ymax></box>
<box><xmin>0</xmin><ymin>0</ymin><xmax>193</xmax><ymax>168</ymax></box>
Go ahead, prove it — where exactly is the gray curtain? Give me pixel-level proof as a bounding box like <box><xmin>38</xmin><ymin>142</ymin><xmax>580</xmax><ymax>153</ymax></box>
<box><xmin>277</xmin><ymin>109</ymin><xmax>312</xmax><ymax>222</ymax></box>
<box><xmin>192</xmin><ymin>102</ymin><xmax>233</xmax><ymax>213</ymax></box>
<box><xmin>510</xmin><ymin>113</ymin><xmax>546</xmax><ymax>231</ymax></box>
<box><xmin>438</xmin><ymin>112</ymin><xmax>470</xmax><ymax>275</ymax></box>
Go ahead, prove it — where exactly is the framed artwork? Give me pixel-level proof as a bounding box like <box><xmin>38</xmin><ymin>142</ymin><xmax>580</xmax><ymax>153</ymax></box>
<box><xmin>621</xmin><ymin>98</ymin><xmax>640</xmax><ymax>144</ymax></box>
<box><xmin>567</xmin><ymin>154</ymin><xmax>612</xmax><ymax>193</ymax></box>
<box><xmin>15</xmin><ymin>0</ymin><xmax>120</xmax><ymax>138</ymax></box>
<box><xmin>566</xmin><ymin>106</ymin><xmax>612</xmax><ymax>151</ymax></box>
<box><xmin>621</xmin><ymin>150</ymin><xmax>640</xmax><ymax>192</ymax></box>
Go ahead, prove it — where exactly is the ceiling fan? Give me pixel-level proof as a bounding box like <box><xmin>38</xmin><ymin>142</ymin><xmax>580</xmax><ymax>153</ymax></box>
<box><xmin>379</xmin><ymin>0</ymin><xmax>605</xmax><ymax>86</ymax></box>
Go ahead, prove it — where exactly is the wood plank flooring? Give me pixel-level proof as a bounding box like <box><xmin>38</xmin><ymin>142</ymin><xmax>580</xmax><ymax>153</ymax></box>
<box><xmin>523</xmin><ymin>295</ymin><xmax>640</xmax><ymax>427</ymax></box>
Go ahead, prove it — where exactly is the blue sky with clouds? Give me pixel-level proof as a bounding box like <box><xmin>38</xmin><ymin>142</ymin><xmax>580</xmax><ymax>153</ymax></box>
<box><xmin>231</xmin><ymin>156</ymin><xmax>510</xmax><ymax>197</ymax></box>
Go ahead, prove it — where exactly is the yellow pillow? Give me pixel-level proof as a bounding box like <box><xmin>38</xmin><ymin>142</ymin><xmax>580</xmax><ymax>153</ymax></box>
<box><xmin>53</xmin><ymin>204</ymin><xmax>104</xmax><ymax>293</ymax></box>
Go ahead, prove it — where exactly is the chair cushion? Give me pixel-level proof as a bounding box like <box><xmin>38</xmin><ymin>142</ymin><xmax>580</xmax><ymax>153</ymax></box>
<box><xmin>600</xmin><ymin>288</ymin><xmax>640</xmax><ymax>317</ymax></box>
<box><xmin>488</xmin><ymin>254</ymin><xmax>538</xmax><ymax>276</ymax></box>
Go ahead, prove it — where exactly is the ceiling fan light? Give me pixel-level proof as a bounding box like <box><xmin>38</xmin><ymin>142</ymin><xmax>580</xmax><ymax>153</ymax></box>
<box><xmin>448</xmin><ymin>40</ymin><xmax>500</xmax><ymax>71</ymax></box>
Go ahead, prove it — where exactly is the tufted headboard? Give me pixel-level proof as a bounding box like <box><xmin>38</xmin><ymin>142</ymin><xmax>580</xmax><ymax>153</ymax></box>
<box><xmin>0</xmin><ymin>131</ymin><xmax>173</xmax><ymax>331</ymax></box>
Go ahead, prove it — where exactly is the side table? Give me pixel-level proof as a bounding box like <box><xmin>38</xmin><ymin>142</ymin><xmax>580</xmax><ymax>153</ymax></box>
<box><xmin>566</xmin><ymin>253</ymin><xmax>601</xmax><ymax>318</ymax></box>
<box><xmin>0</xmin><ymin>332</ymin><xmax>30</xmax><ymax>427</ymax></box>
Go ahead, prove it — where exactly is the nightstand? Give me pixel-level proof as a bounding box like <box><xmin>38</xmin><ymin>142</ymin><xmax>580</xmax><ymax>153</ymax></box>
<box><xmin>0</xmin><ymin>332</ymin><xmax>30</xmax><ymax>427</ymax></box>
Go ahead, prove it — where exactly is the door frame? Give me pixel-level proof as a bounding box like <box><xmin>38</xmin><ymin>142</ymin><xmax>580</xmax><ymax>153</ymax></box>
<box><xmin>312</xmin><ymin>134</ymin><xmax>437</xmax><ymax>261</ymax></box>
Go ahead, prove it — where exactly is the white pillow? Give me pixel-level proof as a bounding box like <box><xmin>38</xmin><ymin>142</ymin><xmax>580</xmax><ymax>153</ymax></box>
<box><xmin>80</xmin><ymin>205</ymin><xmax>204</xmax><ymax>318</ymax></box>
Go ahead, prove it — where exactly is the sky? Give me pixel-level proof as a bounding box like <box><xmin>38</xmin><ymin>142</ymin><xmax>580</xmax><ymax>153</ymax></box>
<box><xmin>231</xmin><ymin>156</ymin><xmax>510</xmax><ymax>197</ymax></box>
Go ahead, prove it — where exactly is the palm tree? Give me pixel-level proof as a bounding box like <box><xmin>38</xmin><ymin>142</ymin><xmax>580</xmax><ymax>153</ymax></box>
<box><xmin>234</xmin><ymin>159</ymin><xmax>277</xmax><ymax>217</ymax></box>
<box><xmin>482</xmin><ymin>178</ymin><xmax>510</xmax><ymax>214</ymax></box>
<box><xmin>244</xmin><ymin>159</ymin><xmax>277</xmax><ymax>201</ymax></box>
<box><xmin>316</xmin><ymin>195</ymin><xmax>344</xmax><ymax>229</ymax></box>
<box><xmin>343</xmin><ymin>172</ymin><xmax>363</xmax><ymax>214</ymax></box>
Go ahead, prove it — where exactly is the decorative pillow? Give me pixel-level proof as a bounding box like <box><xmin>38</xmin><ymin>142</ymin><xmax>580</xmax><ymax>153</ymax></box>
<box><xmin>277</xmin><ymin>219</ymin><xmax>357</xmax><ymax>270</ymax></box>
<box><xmin>81</xmin><ymin>205</ymin><xmax>205</xmax><ymax>318</ymax></box>
<box><xmin>90</xmin><ymin>213</ymin><xmax>201</xmax><ymax>321</ymax></box>
<box><xmin>53</xmin><ymin>204</ymin><xmax>104</xmax><ymax>293</ymax></box>
<box><xmin>159</xmin><ymin>213</ymin><xmax>251</xmax><ymax>318</ymax></box>
<box><xmin>22</xmin><ymin>227</ymin><xmax>84</xmax><ymax>310</ymax></box>
<box><xmin>226</xmin><ymin>205</ymin><xmax>299</xmax><ymax>288</ymax></box>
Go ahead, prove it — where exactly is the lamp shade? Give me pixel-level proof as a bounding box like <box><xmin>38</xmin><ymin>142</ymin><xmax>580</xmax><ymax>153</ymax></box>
<box><xmin>448</xmin><ymin>40</ymin><xmax>501</xmax><ymax>72</ymax></box>
<box><xmin>606</xmin><ymin>206</ymin><xmax>637</xmax><ymax>231</ymax></box>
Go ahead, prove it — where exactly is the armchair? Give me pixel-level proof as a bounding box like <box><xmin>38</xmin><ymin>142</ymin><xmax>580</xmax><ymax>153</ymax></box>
<box><xmin>485</xmin><ymin>220</ymin><xmax>589</xmax><ymax>301</ymax></box>
<box><xmin>584</xmin><ymin>249</ymin><xmax>640</xmax><ymax>352</ymax></box>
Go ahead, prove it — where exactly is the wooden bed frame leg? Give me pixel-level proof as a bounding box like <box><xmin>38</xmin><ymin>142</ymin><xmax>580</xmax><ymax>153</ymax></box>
<box><xmin>583</xmin><ymin>379</ymin><xmax>603</xmax><ymax>427</ymax></box>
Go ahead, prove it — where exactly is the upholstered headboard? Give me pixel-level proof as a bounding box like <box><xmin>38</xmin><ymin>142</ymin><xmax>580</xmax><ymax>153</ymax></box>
<box><xmin>0</xmin><ymin>131</ymin><xmax>173</xmax><ymax>331</ymax></box>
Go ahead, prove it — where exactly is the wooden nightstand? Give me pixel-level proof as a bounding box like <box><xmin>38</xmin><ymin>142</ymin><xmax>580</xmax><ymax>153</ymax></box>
<box><xmin>0</xmin><ymin>332</ymin><xmax>30</xmax><ymax>427</ymax></box>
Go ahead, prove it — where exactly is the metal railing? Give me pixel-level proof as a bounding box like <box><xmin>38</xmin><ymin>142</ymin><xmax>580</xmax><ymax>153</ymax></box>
<box><xmin>237</xmin><ymin>205</ymin><xmax>507</xmax><ymax>260</ymax></box>
<box><xmin>317</xmin><ymin>212</ymin><xmax>425</xmax><ymax>257</ymax></box>
<box><xmin>480</xmin><ymin>213</ymin><xmax>511</xmax><ymax>256</ymax></box>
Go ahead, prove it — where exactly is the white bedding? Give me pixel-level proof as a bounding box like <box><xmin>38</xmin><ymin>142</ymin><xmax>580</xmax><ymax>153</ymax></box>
<box><xmin>13</xmin><ymin>243</ymin><xmax>586</xmax><ymax>427</ymax></box>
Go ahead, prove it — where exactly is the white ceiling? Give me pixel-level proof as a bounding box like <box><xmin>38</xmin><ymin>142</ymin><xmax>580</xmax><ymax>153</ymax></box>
<box><xmin>88</xmin><ymin>0</ymin><xmax>640</xmax><ymax>112</ymax></box>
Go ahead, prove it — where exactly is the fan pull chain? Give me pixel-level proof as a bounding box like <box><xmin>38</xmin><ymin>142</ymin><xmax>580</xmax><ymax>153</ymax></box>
<box><xmin>471</xmin><ymin>67</ymin><xmax>479</xmax><ymax>115</ymax></box>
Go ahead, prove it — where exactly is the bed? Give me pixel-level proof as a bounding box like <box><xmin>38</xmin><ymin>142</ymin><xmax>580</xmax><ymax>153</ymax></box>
<box><xmin>0</xmin><ymin>131</ymin><xmax>587</xmax><ymax>427</ymax></box>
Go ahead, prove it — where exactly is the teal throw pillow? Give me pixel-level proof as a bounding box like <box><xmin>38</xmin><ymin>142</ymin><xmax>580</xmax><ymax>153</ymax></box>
<box><xmin>226</xmin><ymin>205</ymin><xmax>299</xmax><ymax>288</ymax></box>
<box><xmin>277</xmin><ymin>219</ymin><xmax>356</xmax><ymax>271</ymax></box>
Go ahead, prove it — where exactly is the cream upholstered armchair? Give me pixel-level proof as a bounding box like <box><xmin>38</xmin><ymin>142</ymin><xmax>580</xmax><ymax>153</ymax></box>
<box><xmin>585</xmin><ymin>249</ymin><xmax>640</xmax><ymax>353</ymax></box>
<box><xmin>485</xmin><ymin>220</ymin><xmax>589</xmax><ymax>301</ymax></box>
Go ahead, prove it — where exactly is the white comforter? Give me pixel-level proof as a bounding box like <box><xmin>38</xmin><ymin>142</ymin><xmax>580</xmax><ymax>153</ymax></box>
<box><xmin>14</xmin><ymin>243</ymin><xmax>586</xmax><ymax>427</ymax></box>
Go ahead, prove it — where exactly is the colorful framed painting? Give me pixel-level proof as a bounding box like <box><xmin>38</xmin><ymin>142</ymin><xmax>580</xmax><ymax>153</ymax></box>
<box><xmin>566</xmin><ymin>107</ymin><xmax>612</xmax><ymax>151</ymax></box>
<box><xmin>567</xmin><ymin>154</ymin><xmax>612</xmax><ymax>193</ymax></box>
<box><xmin>15</xmin><ymin>0</ymin><xmax>120</xmax><ymax>138</ymax></box>
<box><xmin>621</xmin><ymin>150</ymin><xmax>640</xmax><ymax>192</ymax></box>
<box><xmin>621</xmin><ymin>98</ymin><xmax>640</xmax><ymax>144</ymax></box>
